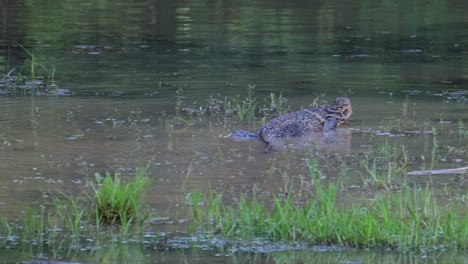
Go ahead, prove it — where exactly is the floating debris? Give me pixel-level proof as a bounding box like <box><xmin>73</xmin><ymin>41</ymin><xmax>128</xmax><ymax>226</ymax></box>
<box><xmin>408</xmin><ymin>166</ymin><xmax>468</xmax><ymax>176</ymax></box>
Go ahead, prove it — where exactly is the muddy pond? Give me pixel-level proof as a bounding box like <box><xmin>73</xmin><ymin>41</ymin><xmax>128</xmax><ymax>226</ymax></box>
<box><xmin>0</xmin><ymin>0</ymin><xmax>467</xmax><ymax>263</ymax></box>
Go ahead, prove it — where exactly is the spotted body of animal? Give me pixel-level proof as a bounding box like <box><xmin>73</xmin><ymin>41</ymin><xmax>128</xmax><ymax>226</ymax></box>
<box><xmin>229</xmin><ymin>97</ymin><xmax>352</xmax><ymax>148</ymax></box>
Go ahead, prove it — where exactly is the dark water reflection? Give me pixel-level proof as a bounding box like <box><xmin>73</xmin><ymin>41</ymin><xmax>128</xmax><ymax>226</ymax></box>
<box><xmin>1</xmin><ymin>0</ymin><xmax>468</xmax><ymax>98</ymax></box>
<box><xmin>0</xmin><ymin>0</ymin><xmax>467</xmax><ymax>262</ymax></box>
<box><xmin>9</xmin><ymin>244</ymin><xmax>468</xmax><ymax>264</ymax></box>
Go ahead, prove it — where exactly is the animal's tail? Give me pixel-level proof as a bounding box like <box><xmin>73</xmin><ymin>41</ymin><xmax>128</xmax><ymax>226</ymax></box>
<box><xmin>229</xmin><ymin>130</ymin><xmax>259</xmax><ymax>139</ymax></box>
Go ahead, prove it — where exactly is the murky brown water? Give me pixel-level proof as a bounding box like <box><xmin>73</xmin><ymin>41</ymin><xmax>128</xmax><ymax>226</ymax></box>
<box><xmin>0</xmin><ymin>0</ymin><xmax>468</xmax><ymax>262</ymax></box>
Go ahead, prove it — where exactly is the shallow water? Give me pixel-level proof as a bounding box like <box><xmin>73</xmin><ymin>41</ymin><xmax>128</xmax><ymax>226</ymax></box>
<box><xmin>0</xmin><ymin>0</ymin><xmax>468</xmax><ymax>262</ymax></box>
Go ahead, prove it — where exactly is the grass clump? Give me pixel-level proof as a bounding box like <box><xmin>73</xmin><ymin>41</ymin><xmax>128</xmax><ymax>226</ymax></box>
<box><xmin>91</xmin><ymin>167</ymin><xmax>151</xmax><ymax>226</ymax></box>
<box><xmin>0</xmin><ymin>167</ymin><xmax>152</xmax><ymax>251</ymax></box>
<box><xmin>190</xmin><ymin>160</ymin><xmax>468</xmax><ymax>251</ymax></box>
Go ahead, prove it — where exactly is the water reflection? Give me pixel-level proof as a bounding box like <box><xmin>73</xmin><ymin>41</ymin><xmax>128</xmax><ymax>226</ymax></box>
<box><xmin>0</xmin><ymin>0</ymin><xmax>465</xmax><ymax>98</ymax></box>
<box><xmin>15</xmin><ymin>243</ymin><xmax>468</xmax><ymax>264</ymax></box>
<box><xmin>259</xmin><ymin>128</ymin><xmax>352</xmax><ymax>154</ymax></box>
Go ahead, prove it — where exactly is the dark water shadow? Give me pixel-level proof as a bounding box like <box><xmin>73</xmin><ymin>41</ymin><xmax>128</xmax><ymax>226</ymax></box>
<box><xmin>264</xmin><ymin>128</ymin><xmax>352</xmax><ymax>154</ymax></box>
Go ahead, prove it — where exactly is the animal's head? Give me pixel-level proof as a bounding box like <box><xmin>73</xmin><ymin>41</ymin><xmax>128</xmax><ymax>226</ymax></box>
<box><xmin>334</xmin><ymin>97</ymin><xmax>352</xmax><ymax>120</ymax></box>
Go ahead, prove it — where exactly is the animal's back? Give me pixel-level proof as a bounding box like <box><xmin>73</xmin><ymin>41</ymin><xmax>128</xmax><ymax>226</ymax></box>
<box><xmin>259</xmin><ymin>97</ymin><xmax>352</xmax><ymax>144</ymax></box>
<box><xmin>259</xmin><ymin>108</ymin><xmax>323</xmax><ymax>139</ymax></box>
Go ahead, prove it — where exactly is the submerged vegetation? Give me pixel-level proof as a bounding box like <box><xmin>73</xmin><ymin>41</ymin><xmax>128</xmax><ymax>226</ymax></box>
<box><xmin>0</xmin><ymin>43</ymin><xmax>67</xmax><ymax>96</ymax></box>
<box><xmin>171</xmin><ymin>84</ymin><xmax>291</xmax><ymax>126</ymax></box>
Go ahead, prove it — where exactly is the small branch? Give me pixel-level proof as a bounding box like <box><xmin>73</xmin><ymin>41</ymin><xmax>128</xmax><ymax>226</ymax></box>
<box><xmin>408</xmin><ymin>166</ymin><xmax>468</xmax><ymax>176</ymax></box>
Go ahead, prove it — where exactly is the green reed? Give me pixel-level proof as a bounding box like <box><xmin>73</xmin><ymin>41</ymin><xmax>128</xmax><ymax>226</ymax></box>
<box><xmin>458</xmin><ymin>120</ymin><xmax>468</xmax><ymax>137</ymax></box>
<box><xmin>234</xmin><ymin>86</ymin><xmax>258</xmax><ymax>122</ymax></box>
<box><xmin>16</xmin><ymin>43</ymin><xmax>56</xmax><ymax>84</ymax></box>
<box><xmin>23</xmin><ymin>206</ymin><xmax>46</xmax><ymax>239</ymax></box>
<box><xmin>430</xmin><ymin>127</ymin><xmax>438</xmax><ymax>170</ymax></box>
<box><xmin>235</xmin><ymin>100</ymin><xmax>257</xmax><ymax>122</ymax></box>
<box><xmin>402</xmin><ymin>95</ymin><xmax>416</xmax><ymax>119</ymax></box>
<box><xmin>16</xmin><ymin>43</ymin><xmax>39</xmax><ymax>80</ymax></box>
<box><xmin>360</xmin><ymin>139</ymin><xmax>408</xmax><ymax>190</ymax></box>
<box><xmin>1</xmin><ymin>43</ymin><xmax>57</xmax><ymax>95</ymax></box>
<box><xmin>52</xmin><ymin>194</ymin><xmax>85</xmax><ymax>237</ymax></box>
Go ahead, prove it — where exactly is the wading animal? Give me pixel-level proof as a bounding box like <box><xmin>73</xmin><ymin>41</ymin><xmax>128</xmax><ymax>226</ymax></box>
<box><xmin>229</xmin><ymin>97</ymin><xmax>352</xmax><ymax>149</ymax></box>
